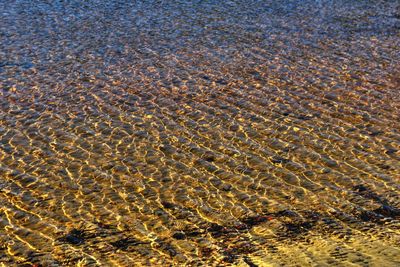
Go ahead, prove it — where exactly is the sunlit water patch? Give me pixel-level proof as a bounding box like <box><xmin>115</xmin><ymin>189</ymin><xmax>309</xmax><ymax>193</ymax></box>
<box><xmin>1</xmin><ymin>0</ymin><xmax>400</xmax><ymax>266</ymax></box>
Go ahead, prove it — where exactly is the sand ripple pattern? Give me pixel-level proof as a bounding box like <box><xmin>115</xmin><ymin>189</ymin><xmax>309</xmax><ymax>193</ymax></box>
<box><xmin>1</xmin><ymin>0</ymin><xmax>400</xmax><ymax>266</ymax></box>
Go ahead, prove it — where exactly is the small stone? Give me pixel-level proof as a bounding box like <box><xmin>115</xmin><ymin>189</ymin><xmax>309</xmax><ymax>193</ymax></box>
<box><xmin>203</xmin><ymin>152</ymin><xmax>215</xmax><ymax>162</ymax></box>
<box><xmin>161</xmin><ymin>201</ymin><xmax>175</xmax><ymax>209</ymax></box>
<box><xmin>325</xmin><ymin>92</ymin><xmax>338</xmax><ymax>101</ymax></box>
<box><xmin>62</xmin><ymin>229</ymin><xmax>85</xmax><ymax>245</ymax></box>
<box><xmin>374</xmin><ymin>205</ymin><xmax>400</xmax><ymax>218</ymax></box>
<box><xmin>172</xmin><ymin>232</ymin><xmax>186</xmax><ymax>240</ymax></box>
<box><xmin>229</xmin><ymin>124</ymin><xmax>239</xmax><ymax>132</ymax></box>
<box><xmin>270</xmin><ymin>156</ymin><xmax>290</xmax><ymax>164</ymax></box>
<box><xmin>385</xmin><ymin>148</ymin><xmax>397</xmax><ymax>154</ymax></box>
<box><xmin>353</xmin><ymin>185</ymin><xmax>368</xmax><ymax>192</ymax></box>
<box><xmin>221</xmin><ymin>184</ymin><xmax>232</xmax><ymax>191</ymax></box>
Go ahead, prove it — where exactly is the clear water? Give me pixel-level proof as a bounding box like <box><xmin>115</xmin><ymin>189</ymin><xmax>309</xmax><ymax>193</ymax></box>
<box><xmin>1</xmin><ymin>0</ymin><xmax>399</xmax><ymax>266</ymax></box>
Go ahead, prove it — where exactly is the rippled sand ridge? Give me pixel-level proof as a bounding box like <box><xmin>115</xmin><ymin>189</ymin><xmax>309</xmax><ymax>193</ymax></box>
<box><xmin>1</xmin><ymin>0</ymin><xmax>400</xmax><ymax>266</ymax></box>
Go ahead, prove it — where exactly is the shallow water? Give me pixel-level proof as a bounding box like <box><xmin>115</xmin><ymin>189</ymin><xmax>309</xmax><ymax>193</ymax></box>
<box><xmin>1</xmin><ymin>0</ymin><xmax>400</xmax><ymax>266</ymax></box>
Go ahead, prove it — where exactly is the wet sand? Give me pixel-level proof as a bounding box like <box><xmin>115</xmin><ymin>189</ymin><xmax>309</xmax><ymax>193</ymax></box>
<box><xmin>1</xmin><ymin>0</ymin><xmax>400</xmax><ymax>266</ymax></box>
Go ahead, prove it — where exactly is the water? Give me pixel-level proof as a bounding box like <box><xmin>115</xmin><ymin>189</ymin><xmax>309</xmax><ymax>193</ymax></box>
<box><xmin>1</xmin><ymin>0</ymin><xmax>399</xmax><ymax>266</ymax></box>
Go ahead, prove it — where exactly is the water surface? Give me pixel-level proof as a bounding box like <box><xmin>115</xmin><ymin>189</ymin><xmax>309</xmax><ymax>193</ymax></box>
<box><xmin>1</xmin><ymin>0</ymin><xmax>400</xmax><ymax>266</ymax></box>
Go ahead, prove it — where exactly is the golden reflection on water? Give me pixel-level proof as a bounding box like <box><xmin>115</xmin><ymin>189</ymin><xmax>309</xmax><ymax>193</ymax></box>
<box><xmin>1</xmin><ymin>0</ymin><xmax>400</xmax><ymax>266</ymax></box>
